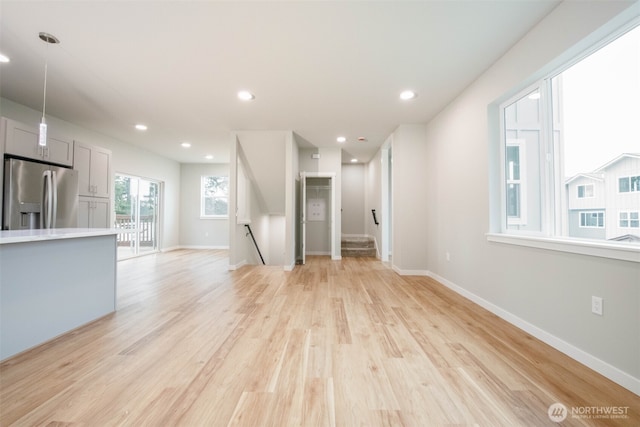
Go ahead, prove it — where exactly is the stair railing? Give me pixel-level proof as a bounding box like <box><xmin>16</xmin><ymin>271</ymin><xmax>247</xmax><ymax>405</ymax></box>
<box><xmin>244</xmin><ymin>224</ymin><xmax>265</xmax><ymax>265</ymax></box>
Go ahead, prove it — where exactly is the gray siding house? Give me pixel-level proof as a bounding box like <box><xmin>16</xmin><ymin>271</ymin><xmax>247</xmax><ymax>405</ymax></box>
<box><xmin>566</xmin><ymin>153</ymin><xmax>640</xmax><ymax>241</ymax></box>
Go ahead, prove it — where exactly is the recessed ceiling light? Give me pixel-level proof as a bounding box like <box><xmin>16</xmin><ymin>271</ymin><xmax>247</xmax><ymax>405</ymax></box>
<box><xmin>0</xmin><ymin>53</ymin><xmax>10</xmax><ymax>63</ymax></box>
<box><xmin>238</xmin><ymin>90</ymin><xmax>255</xmax><ymax>101</ymax></box>
<box><xmin>181</xmin><ymin>142</ymin><xmax>191</xmax><ymax>148</ymax></box>
<box><xmin>357</xmin><ymin>137</ymin><xmax>367</xmax><ymax>142</ymax></box>
<box><xmin>135</xmin><ymin>124</ymin><xmax>148</xmax><ymax>131</ymax></box>
<box><xmin>205</xmin><ymin>155</ymin><xmax>214</xmax><ymax>160</ymax></box>
<box><xmin>351</xmin><ymin>158</ymin><xmax>358</xmax><ymax>163</ymax></box>
<box><xmin>400</xmin><ymin>90</ymin><xmax>417</xmax><ymax>100</ymax></box>
<box><xmin>337</xmin><ymin>136</ymin><xmax>346</xmax><ymax>143</ymax></box>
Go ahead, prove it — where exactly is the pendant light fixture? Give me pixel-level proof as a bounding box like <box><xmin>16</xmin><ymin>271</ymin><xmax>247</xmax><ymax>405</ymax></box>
<box><xmin>38</xmin><ymin>32</ymin><xmax>60</xmax><ymax>147</ymax></box>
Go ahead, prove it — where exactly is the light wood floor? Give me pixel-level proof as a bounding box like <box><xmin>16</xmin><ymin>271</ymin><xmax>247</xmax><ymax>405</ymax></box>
<box><xmin>1</xmin><ymin>250</ymin><xmax>638</xmax><ymax>426</ymax></box>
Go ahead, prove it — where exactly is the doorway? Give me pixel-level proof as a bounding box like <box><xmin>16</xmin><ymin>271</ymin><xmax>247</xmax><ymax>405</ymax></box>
<box><xmin>115</xmin><ymin>174</ymin><xmax>161</xmax><ymax>259</ymax></box>
<box><xmin>300</xmin><ymin>172</ymin><xmax>336</xmax><ymax>264</ymax></box>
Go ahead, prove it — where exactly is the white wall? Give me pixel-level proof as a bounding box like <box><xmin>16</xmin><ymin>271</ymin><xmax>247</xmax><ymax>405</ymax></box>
<box><xmin>0</xmin><ymin>98</ymin><xmax>181</xmax><ymax>250</ymax></box>
<box><xmin>229</xmin><ymin>131</ymin><xmax>298</xmax><ymax>269</ymax></box>
<box><xmin>285</xmin><ymin>132</ymin><xmax>299</xmax><ymax>269</ymax></box>
<box><xmin>391</xmin><ymin>124</ymin><xmax>429</xmax><ymax>273</ymax></box>
<box><xmin>412</xmin><ymin>1</ymin><xmax>639</xmax><ymax>393</ymax></box>
<box><xmin>179</xmin><ymin>163</ymin><xmax>229</xmax><ymax>248</ymax></box>
<box><xmin>365</xmin><ymin>149</ymin><xmax>383</xmax><ymax>255</ymax></box>
<box><xmin>342</xmin><ymin>163</ymin><xmax>365</xmax><ymax>235</ymax></box>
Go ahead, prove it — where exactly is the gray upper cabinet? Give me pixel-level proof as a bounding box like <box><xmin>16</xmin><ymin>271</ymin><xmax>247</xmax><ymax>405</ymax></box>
<box><xmin>2</xmin><ymin>118</ymin><xmax>73</xmax><ymax>166</ymax></box>
<box><xmin>73</xmin><ymin>141</ymin><xmax>111</xmax><ymax>198</ymax></box>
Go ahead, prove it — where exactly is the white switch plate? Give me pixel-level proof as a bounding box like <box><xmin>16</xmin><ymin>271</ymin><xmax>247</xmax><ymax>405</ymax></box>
<box><xmin>591</xmin><ymin>296</ymin><xmax>603</xmax><ymax>316</ymax></box>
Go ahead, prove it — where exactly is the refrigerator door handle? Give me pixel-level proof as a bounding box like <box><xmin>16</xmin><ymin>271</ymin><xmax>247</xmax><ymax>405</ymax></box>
<box><xmin>41</xmin><ymin>170</ymin><xmax>54</xmax><ymax>229</ymax></box>
<box><xmin>51</xmin><ymin>170</ymin><xmax>58</xmax><ymax>227</ymax></box>
<box><xmin>41</xmin><ymin>171</ymin><xmax>49</xmax><ymax>228</ymax></box>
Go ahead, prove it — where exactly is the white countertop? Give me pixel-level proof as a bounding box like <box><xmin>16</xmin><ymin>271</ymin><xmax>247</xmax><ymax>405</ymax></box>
<box><xmin>0</xmin><ymin>228</ymin><xmax>118</xmax><ymax>245</ymax></box>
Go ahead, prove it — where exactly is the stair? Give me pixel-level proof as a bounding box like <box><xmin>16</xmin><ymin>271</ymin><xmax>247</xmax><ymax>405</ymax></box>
<box><xmin>341</xmin><ymin>236</ymin><xmax>376</xmax><ymax>257</ymax></box>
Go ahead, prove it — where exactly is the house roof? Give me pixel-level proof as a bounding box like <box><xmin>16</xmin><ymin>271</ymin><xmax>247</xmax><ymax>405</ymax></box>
<box><xmin>565</xmin><ymin>173</ymin><xmax>604</xmax><ymax>185</ymax></box>
<box><xmin>594</xmin><ymin>153</ymin><xmax>640</xmax><ymax>173</ymax></box>
<box><xmin>565</xmin><ymin>153</ymin><xmax>640</xmax><ymax>185</ymax></box>
<box><xmin>609</xmin><ymin>234</ymin><xmax>640</xmax><ymax>242</ymax></box>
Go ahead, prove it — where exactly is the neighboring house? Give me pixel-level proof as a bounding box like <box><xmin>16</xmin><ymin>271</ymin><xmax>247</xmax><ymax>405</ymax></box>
<box><xmin>566</xmin><ymin>153</ymin><xmax>640</xmax><ymax>241</ymax></box>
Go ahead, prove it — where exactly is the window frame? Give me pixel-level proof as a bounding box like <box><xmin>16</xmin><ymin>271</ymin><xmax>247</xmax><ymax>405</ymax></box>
<box><xmin>579</xmin><ymin>211</ymin><xmax>605</xmax><ymax>229</ymax></box>
<box><xmin>618</xmin><ymin>175</ymin><xmax>640</xmax><ymax>193</ymax></box>
<box><xmin>200</xmin><ymin>175</ymin><xmax>229</xmax><ymax>219</ymax></box>
<box><xmin>619</xmin><ymin>211</ymin><xmax>640</xmax><ymax>228</ymax></box>
<box><xmin>498</xmin><ymin>81</ymin><xmax>553</xmax><ymax>237</ymax></box>
<box><xmin>577</xmin><ymin>184</ymin><xmax>595</xmax><ymax>199</ymax></box>
<box><xmin>488</xmin><ymin>17</ymin><xmax>640</xmax><ymax>263</ymax></box>
<box><xmin>505</xmin><ymin>139</ymin><xmax>528</xmax><ymax>226</ymax></box>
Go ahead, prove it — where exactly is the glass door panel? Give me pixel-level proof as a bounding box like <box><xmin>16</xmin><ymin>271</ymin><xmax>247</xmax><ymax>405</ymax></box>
<box><xmin>115</xmin><ymin>174</ymin><xmax>160</xmax><ymax>259</ymax></box>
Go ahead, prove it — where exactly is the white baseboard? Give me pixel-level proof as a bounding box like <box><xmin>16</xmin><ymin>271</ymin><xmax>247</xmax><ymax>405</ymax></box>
<box><xmin>425</xmin><ymin>270</ymin><xmax>640</xmax><ymax>397</ymax></box>
<box><xmin>392</xmin><ymin>265</ymin><xmax>430</xmax><ymax>276</ymax></box>
<box><xmin>228</xmin><ymin>259</ymin><xmax>247</xmax><ymax>271</ymax></box>
<box><xmin>306</xmin><ymin>251</ymin><xmax>331</xmax><ymax>255</ymax></box>
<box><xmin>179</xmin><ymin>245</ymin><xmax>229</xmax><ymax>250</ymax></box>
<box><xmin>332</xmin><ymin>255</ymin><xmax>342</xmax><ymax>261</ymax></box>
<box><xmin>160</xmin><ymin>246</ymin><xmax>180</xmax><ymax>252</ymax></box>
<box><xmin>284</xmin><ymin>262</ymin><xmax>295</xmax><ymax>272</ymax></box>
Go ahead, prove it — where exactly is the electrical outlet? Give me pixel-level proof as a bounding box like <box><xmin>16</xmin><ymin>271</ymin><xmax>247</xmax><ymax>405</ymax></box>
<box><xmin>591</xmin><ymin>296</ymin><xmax>603</xmax><ymax>316</ymax></box>
<box><xmin>446</xmin><ymin>252</ymin><xmax>451</xmax><ymax>262</ymax></box>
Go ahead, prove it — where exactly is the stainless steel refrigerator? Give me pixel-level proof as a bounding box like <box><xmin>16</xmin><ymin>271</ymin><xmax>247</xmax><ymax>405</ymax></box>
<box><xmin>3</xmin><ymin>157</ymin><xmax>79</xmax><ymax>230</ymax></box>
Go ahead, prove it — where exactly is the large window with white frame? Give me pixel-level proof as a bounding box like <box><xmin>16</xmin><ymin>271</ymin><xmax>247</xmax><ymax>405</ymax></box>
<box><xmin>496</xmin><ymin>22</ymin><xmax>640</xmax><ymax>251</ymax></box>
<box><xmin>618</xmin><ymin>175</ymin><xmax>640</xmax><ymax>193</ymax></box>
<box><xmin>201</xmin><ymin>175</ymin><xmax>229</xmax><ymax>218</ymax></box>
<box><xmin>580</xmin><ymin>212</ymin><xmax>605</xmax><ymax>228</ymax></box>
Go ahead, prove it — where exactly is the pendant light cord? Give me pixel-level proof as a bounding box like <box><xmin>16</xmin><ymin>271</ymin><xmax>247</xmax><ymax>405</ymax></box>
<box><xmin>42</xmin><ymin>60</ymin><xmax>48</xmax><ymax>120</ymax></box>
<box><xmin>41</xmin><ymin>39</ymin><xmax>50</xmax><ymax>121</ymax></box>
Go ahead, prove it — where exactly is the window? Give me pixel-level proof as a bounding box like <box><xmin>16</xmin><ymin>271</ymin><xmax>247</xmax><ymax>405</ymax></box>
<box><xmin>577</xmin><ymin>184</ymin><xmax>594</xmax><ymax>198</ymax></box>
<box><xmin>580</xmin><ymin>212</ymin><xmax>604</xmax><ymax>228</ymax></box>
<box><xmin>495</xmin><ymin>22</ymin><xmax>640</xmax><ymax>254</ymax></box>
<box><xmin>619</xmin><ymin>176</ymin><xmax>640</xmax><ymax>193</ymax></box>
<box><xmin>620</xmin><ymin>211</ymin><xmax>640</xmax><ymax>228</ymax></box>
<box><xmin>201</xmin><ymin>176</ymin><xmax>229</xmax><ymax>217</ymax></box>
<box><xmin>505</xmin><ymin>140</ymin><xmax>527</xmax><ymax>224</ymax></box>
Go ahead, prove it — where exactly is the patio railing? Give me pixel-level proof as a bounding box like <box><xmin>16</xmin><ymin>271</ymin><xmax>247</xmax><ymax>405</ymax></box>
<box><xmin>115</xmin><ymin>214</ymin><xmax>157</xmax><ymax>247</ymax></box>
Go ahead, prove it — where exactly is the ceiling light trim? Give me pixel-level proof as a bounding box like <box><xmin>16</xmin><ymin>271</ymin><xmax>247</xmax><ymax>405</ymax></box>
<box><xmin>400</xmin><ymin>90</ymin><xmax>418</xmax><ymax>100</ymax></box>
<box><xmin>237</xmin><ymin>90</ymin><xmax>255</xmax><ymax>101</ymax></box>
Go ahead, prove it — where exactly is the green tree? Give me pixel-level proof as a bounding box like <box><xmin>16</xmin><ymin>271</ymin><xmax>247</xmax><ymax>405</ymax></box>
<box><xmin>115</xmin><ymin>176</ymin><xmax>131</xmax><ymax>215</ymax></box>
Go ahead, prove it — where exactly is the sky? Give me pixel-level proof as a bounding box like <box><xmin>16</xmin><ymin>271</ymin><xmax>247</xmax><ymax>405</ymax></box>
<box><xmin>559</xmin><ymin>25</ymin><xmax>640</xmax><ymax>177</ymax></box>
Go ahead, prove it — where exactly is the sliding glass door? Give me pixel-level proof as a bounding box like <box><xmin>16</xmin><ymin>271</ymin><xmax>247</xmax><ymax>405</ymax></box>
<box><xmin>115</xmin><ymin>174</ymin><xmax>161</xmax><ymax>259</ymax></box>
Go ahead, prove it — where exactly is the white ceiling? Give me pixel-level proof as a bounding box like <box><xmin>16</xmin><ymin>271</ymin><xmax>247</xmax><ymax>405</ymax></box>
<box><xmin>0</xmin><ymin>1</ymin><xmax>559</xmax><ymax>164</ymax></box>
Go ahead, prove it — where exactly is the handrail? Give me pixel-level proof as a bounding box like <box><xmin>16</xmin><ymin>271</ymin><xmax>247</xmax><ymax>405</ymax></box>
<box><xmin>245</xmin><ymin>224</ymin><xmax>265</xmax><ymax>265</ymax></box>
<box><xmin>371</xmin><ymin>209</ymin><xmax>379</xmax><ymax>226</ymax></box>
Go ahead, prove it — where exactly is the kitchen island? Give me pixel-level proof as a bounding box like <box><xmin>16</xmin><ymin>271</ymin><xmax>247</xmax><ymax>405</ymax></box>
<box><xmin>0</xmin><ymin>228</ymin><xmax>118</xmax><ymax>360</ymax></box>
